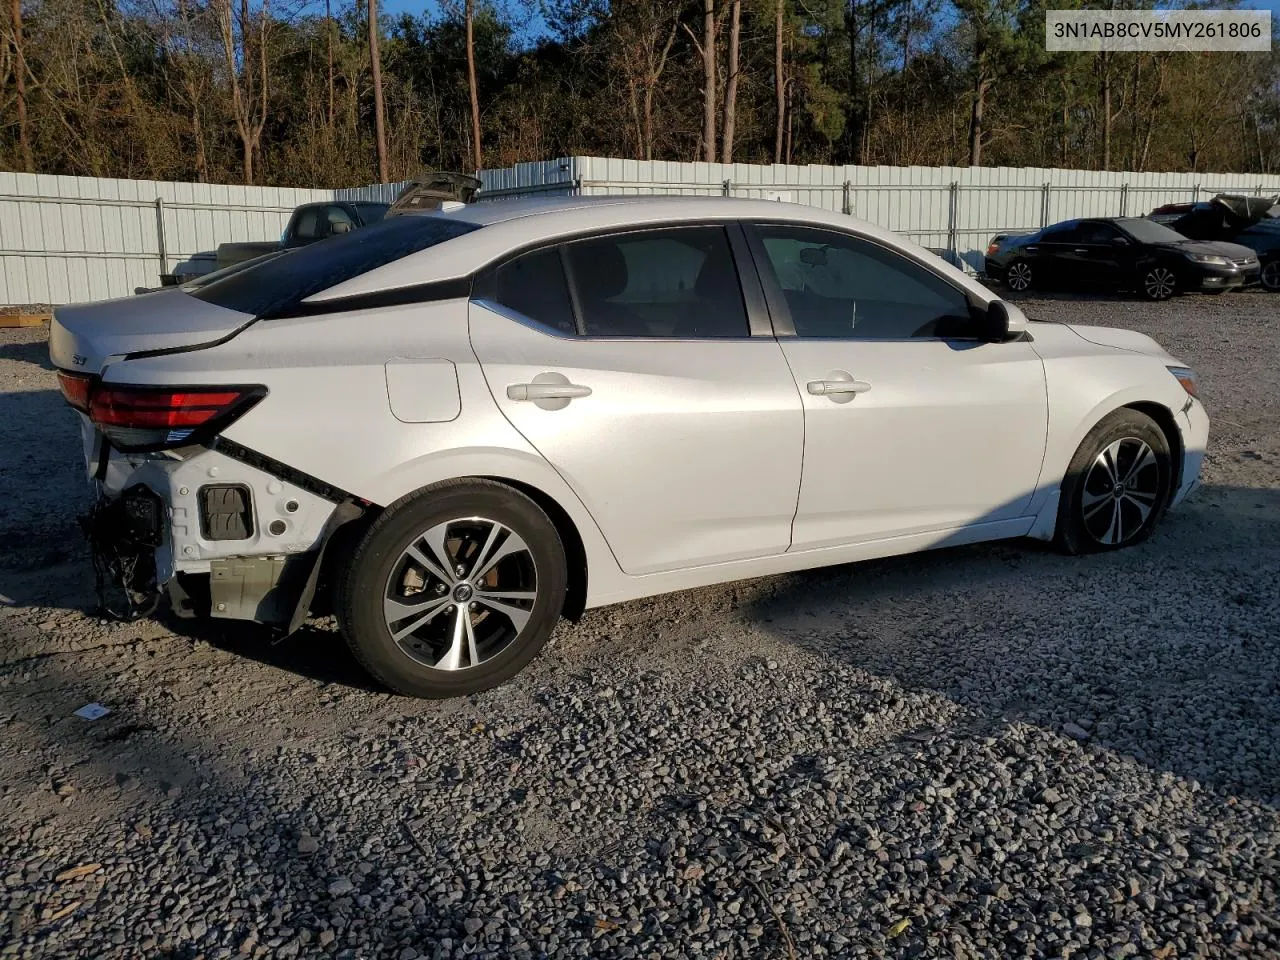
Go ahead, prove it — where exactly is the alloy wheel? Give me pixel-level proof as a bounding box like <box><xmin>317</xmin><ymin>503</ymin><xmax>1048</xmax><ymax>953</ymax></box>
<box><xmin>1262</xmin><ymin>260</ymin><xmax>1280</xmax><ymax>292</ymax></box>
<box><xmin>1080</xmin><ymin>437</ymin><xmax>1161</xmax><ymax>546</ymax></box>
<box><xmin>382</xmin><ymin>517</ymin><xmax>537</xmax><ymax>671</ymax></box>
<box><xmin>1143</xmin><ymin>267</ymin><xmax>1176</xmax><ymax>300</ymax></box>
<box><xmin>1006</xmin><ymin>261</ymin><xmax>1032</xmax><ymax>291</ymax></box>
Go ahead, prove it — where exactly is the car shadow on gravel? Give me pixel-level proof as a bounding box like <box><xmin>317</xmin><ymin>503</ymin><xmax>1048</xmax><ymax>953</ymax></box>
<box><xmin>168</xmin><ymin>615</ymin><xmax>385</xmax><ymax>693</ymax></box>
<box><xmin>740</xmin><ymin>482</ymin><xmax>1280</xmax><ymax>805</ymax></box>
<box><xmin>0</xmin><ymin>339</ymin><xmax>57</xmax><ymax>370</ymax></box>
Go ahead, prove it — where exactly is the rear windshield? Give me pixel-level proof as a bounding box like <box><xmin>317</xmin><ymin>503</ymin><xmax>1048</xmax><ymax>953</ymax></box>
<box><xmin>189</xmin><ymin>215</ymin><xmax>479</xmax><ymax>318</ymax></box>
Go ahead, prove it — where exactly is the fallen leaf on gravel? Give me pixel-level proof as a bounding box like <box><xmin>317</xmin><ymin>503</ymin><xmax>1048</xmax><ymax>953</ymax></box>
<box><xmin>594</xmin><ymin>918</ymin><xmax>620</xmax><ymax>931</ymax></box>
<box><xmin>887</xmin><ymin>918</ymin><xmax>911</xmax><ymax>937</ymax></box>
<box><xmin>55</xmin><ymin>864</ymin><xmax>101</xmax><ymax>882</ymax></box>
<box><xmin>682</xmin><ymin>864</ymin><xmax>705</xmax><ymax>880</ymax></box>
<box><xmin>1153</xmin><ymin>945</ymin><xmax>1175</xmax><ymax>959</ymax></box>
<box><xmin>44</xmin><ymin>901</ymin><xmax>80</xmax><ymax>923</ymax></box>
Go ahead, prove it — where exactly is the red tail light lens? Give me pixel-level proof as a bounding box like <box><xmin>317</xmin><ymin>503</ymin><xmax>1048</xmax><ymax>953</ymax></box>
<box><xmin>986</xmin><ymin>242</ymin><xmax>1000</xmax><ymax>256</ymax></box>
<box><xmin>66</xmin><ymin>381</ymin><xmax>266</xmax><ymax>451</ymax></box>
<box><xmin>57</xmin><ymin>371</ymin><xmax>94</xmax><ymax>412</ymax></box>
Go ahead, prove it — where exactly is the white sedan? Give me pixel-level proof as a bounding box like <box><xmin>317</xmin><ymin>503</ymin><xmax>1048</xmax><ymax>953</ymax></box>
<box><xmin>51</xmin><ymin>196</ymin><xmax>1208</xmax><ymax>698</ymax></box>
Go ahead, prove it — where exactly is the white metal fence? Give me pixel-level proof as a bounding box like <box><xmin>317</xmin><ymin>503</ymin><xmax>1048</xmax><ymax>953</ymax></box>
<box><xmin>4</xmin><ymin>159</ymin><xmax>1279</xmax><ymax>304</ymax></box>
<box><xmin>493</xmin><ymin>158</ymin><xmax>1280</xmax><ymax>269</ymax></box>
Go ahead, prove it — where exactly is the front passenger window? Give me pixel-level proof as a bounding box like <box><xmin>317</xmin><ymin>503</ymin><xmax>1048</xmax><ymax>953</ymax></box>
<box><xmin>754</xmin><ymin>225</ymin><xmax>976</xmax><ymax>340</ymax></box>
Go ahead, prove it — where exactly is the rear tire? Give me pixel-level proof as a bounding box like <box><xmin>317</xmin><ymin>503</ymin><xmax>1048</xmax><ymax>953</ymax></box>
<box><xmin>1055</xmin><ymin>409</ymin><xmax>1172</xmax><ymax>555</ymax></box>
<box><xmin>337</xmin><ymin>479</ymin><xmax>567</xmax><ymax>698</ymax></box>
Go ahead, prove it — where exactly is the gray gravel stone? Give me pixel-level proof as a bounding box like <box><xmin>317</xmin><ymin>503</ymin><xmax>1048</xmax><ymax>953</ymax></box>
<box><xmin>1</xmin><ymin>299</ymin><xmax>1279</xmax><ymax>959</ymax></box>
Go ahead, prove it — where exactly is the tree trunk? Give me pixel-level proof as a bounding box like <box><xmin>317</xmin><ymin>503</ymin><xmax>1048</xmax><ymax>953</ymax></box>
<box><xmin>1101</xmin><ymin>51</ymin><xmax>1111</xmax><ymax>170</ymax></box>
<box><xmin>628</xmin><ymin>76</ymin><xmax>643</xmax><ymax>158</ymax></box>
<box><xmin>701</xmin><ymin>0</ymin><xmax>716</xmax><ymax>162</ymax></box>
<box><xmin>774</xmin><ymin>0</ymin><xmax>784</xmax><ymax>164</ymax></box>
<box><xmin>1060</xmin><ymin>78</ymin><xmax>1069</xmax><ymax>166</ymax></box>
<box><xmin>325</xmin><ymin>0</ymin><xmax>335</xmax><ymax>127</ymax></box>
<box><xmin>193</xmin><ymin>105</ymin><xmax>208</xmax><ymax>182</ymax></box>
<box><xmin>968</xmin><ymin>76</ymin><xmax>987</xmax><ymax>166</ymax></box>
<box><xmin>642</xmin><ymin>84</ymin><xmax>654</xmax><ymax>161</ymax></box>
<box><xmin>847</xmin><ymin>1</ymin><xmax>859</xmax><ymax>162</ymax></box>
<box><xmin>12</xmin><ymin>0</ymin><xmax>33</xmax><ymax>172</ymax></box>
<box><xmin>721</xmin><ymin>0</ymin><xmax>740</xmax><ymax>163</ymax></box>
<box><xmin>785</xmin><ymin>81</ymin><xmax>794</xmax><ymax>163</ymax></box>
<box><xmin>466</xmin><ymin>0</ymin><xmax>482</xmax><ymax>171</ymax></box>
<box><xmin>369</xmin><ymin>0</ymin><xmax>388</xmax><ymax>181</ymax></box>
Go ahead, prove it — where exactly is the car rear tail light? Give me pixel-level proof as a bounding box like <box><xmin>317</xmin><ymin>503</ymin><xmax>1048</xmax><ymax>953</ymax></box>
<box><xmin>58</xmin><ymin>371</ymin><xmax>93</xmax><ymax>412</ymax></box>
<box><xmin>986</xmin><ymin>242</ymin><xmax>1000</xmax><ymax>256</ymax></box>
<box><xmin>60</xmin><ymin>379</ymin><xmax>266</xmax><ymax>452</ymax></box>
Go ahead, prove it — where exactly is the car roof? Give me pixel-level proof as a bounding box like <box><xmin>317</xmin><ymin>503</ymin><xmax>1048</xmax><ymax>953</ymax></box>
<box><xmin>310</xmin><ymin>194</ymin><xmax>995</xmax><ymax>306</ymax></box>
<box><xmin>430</xmin><ymin>193</ymin><xmax>847</xmax><ymax>227</ymax></box>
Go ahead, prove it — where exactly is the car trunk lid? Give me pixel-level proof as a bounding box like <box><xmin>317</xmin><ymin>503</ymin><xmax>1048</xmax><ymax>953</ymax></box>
<box><xmin>49</xmin><ymin>288</ymin><xmax>257</xmax><ymax>376</ymax></box>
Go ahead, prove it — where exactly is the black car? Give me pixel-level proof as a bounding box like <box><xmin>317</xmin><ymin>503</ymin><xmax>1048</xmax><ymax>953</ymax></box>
<box><xmin>1149</xmin><ymin>194</ymin><xmax>1280</xmax><ymax>293</ymax></box>
<box><xmin>212</xmin><ymin>200</ymin><xmax>392</xmax><ymax>271</ymax></box>
<box><xmin>984</xmin><ymin>217</ymin><xmax>1260</xmax><ymax>301</ymax></box>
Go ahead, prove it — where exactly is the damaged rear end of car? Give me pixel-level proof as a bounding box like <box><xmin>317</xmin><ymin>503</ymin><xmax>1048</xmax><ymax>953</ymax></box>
<box><xmin>50</xmin><ymin>213</ymin><xmax>479</xmax><ymax>629</ymax></box>
<box><xmin>51</xmin><ymin>291</ymin><xmax>351</xmax><ymax>627</ymax></box>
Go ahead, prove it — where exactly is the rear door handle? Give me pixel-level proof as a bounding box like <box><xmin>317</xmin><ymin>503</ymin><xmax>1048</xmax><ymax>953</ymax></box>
<box><xmin>806</xmin><ymin>378</ymin><xmax>872</xmax><ymax>396</ymax></box>
<box><xmin>507</xmin><ymin>382</ymin><xmax>592</xmax><ymax>401</ymax></box>
<box><xmin>1074</xmin><ymin>248</ymin><xmax>1089</xmax><ymax>254</ymax></box>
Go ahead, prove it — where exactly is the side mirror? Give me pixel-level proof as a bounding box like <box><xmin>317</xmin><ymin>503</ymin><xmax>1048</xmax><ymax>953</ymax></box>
<box><xmin>330</xmin><ymin>221</ymin><xmax>352</xmax><ymax>235</ymax></box>
<box><xmin>984</xmin><ymin>299</ymin><xmax>1029</xmax><ymax>342</ymax></box>
<box><xmin>1111</xmin><ymin>236</ymin><xmax>1130</xmax><ymax>247</ymax></box>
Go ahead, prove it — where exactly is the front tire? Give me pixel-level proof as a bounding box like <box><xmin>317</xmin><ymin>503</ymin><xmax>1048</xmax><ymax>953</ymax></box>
<box><xmin>1055</xmin><ymin>409</ymin><xmax>1172</xmax><ymax>555</ymax></box>
<box><xmin>1005</xmin><ymin>259</ymin><xmax>1034</xmax><ymax>292</ymax></box>
<box><xmin>338</xmin><ymin>479</ymin><xmax>567</xmax><ymax>698</ymax></box>
<box><xmin>1140</xmin><ymin>265</ymin><xmax>1177</xmax><ymax>301</ymax></box>
<box><xmin>1261</xmin><ymin>259</ymin><xmax>1280</xmax><ymax>293</ymax></box>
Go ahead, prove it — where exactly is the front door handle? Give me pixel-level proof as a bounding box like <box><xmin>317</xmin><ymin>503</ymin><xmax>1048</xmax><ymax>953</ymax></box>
<box><xmin>807</xmin><ymin>377</ymin><xmax>872</xmax><ymax>401</ymax></box>
<box><xmin>507</xmin><ymin>382</ymin><xmax>592</xmax><ymax>402</ymax></box>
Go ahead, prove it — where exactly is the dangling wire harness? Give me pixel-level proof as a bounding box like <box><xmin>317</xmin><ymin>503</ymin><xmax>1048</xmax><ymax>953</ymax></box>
<box><xmin>79</xmin><ymin>486</ymin><xmax>164</xmax><ymax>621</ymax></box>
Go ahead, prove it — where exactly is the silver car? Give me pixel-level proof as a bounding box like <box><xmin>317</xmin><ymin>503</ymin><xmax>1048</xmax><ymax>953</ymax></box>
<box><xmin>51</xmin><ymin>197</ymin><xmax>1208</xmax><ymax>698</ymax></box>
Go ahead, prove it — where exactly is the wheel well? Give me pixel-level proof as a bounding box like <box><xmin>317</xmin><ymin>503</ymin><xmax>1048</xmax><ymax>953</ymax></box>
<box><xmin>484</xmin><ymin>476</ymin><xmax>588</xmax><ymax>622</ymax></box>
<box><xmin>1125</xmin><ymin>401</ymin><xmax>1183</xmax><ymax>494</ymax></box>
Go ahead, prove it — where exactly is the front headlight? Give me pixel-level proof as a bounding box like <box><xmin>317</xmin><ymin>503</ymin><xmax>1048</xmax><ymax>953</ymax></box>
<box><xmin>1167</xmin><ymin>365</ymin><xmax>1200</xmax><ymax>400</ymax></box>
<box><xmin>1186</xmin><ymin>253</ymin><xmax>1230</xmax><ymax>266</ymax></box>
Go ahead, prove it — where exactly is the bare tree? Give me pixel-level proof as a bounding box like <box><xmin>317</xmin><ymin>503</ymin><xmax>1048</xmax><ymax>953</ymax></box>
<box><xmin>774</xmin><ymin>0</ymin><xmax>784</xmax><ymax>163</ymax></box>
<box><xmin>702</xmin><ymin>0</ymin><xmax>715</xmax><ymax>162</ymax></box>
<box><xmin>216</xmin><ymin>0</ymin><xmax>270</xmax><ymax>183</ymax></box>
<box><xmin>369</xmin><ymin>0</ymin><xmax>388</xmax><ymax>181</ymax></box>
<box><xmin>466</xmin><ymin>0</ymin><xmax>482</xmax><ymax>170</ymax></box>
<box><xmin>721</xmin><ymin>0</ymin><xmax>740</xmax><ymax>163</ymax></box>
<box><xmin>10</xmin><ymin>0</ymin><xmax>32</xmax><ymax>171</ymax></box>
<box><xmin>325</xmin><ymin>0</ymin><xmax>335</xmax><ymax>127</ymax></box>
<box><xmin>615</xmin><ymin>1</ymin><xmax>679</xmax><ymax>161</ymax></box>
<box><xmin>158</xmin><ymin>0</ymin><xmax>213</xmax><ymax>181</ymax></box>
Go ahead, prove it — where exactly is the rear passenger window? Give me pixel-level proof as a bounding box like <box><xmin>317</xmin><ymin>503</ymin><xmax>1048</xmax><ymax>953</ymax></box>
<box><xmin>562</xmin><ymin>226</ymin><xmax>749</xmax><ymax>338</ymax></box>
<box><xmin>483</xmin><ymin>248</ymin><xmax>576</xmax><ymax>335</ymax></box>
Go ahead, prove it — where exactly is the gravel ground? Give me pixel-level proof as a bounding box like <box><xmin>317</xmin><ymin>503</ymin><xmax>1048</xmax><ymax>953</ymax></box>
<box><xmin>1</xmin><ymin>291</ymin><xmax>1278</xmax><ymax>960</ymax></box>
